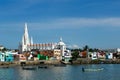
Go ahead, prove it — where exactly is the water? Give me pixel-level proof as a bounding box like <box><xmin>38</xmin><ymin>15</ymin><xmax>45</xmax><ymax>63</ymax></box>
<box><xmin>0</xmin><ymin>64</ymin><xmax>120</xmax><ymax>80</ymax></box>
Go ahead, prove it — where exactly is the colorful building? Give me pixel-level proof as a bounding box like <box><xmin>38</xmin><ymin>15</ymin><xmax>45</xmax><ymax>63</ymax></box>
<box><xmin>0</xmin><ymin>51</ymin><xmax>17</xmax><ymax>62</ymax></box>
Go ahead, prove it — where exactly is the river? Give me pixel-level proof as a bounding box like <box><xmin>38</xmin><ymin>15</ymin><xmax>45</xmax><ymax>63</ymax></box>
<box><xmin>0</xmin><ymin>64</ymin><xmax>119</xmax><ymax>80</ymax></box>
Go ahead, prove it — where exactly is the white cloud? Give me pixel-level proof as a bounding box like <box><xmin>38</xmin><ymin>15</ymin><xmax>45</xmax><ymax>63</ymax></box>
<box><xmin>68</xmin><ymin>44</ymin><xmax>80</xmax><ymax>49</ymax></box>
<box><xmin>1</xmin><ymin>17</ymin><xmax>120</xmax><ymax>31</ymax></box>
<box><xmin>27</xmin><ymin>17</ymin><xmax>120</xmax><ymax>30</ymax></box>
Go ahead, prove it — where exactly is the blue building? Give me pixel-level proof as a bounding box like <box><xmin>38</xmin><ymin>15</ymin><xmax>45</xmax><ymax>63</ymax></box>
<box><xmin>0</xmin><ymin>51</ymin><xmax>16</xmax><ymax>62</ymax></box>
<box><xmin>5</xmin><ymin>52</ymin><xmax>14</xmax><ymax>62</ymax></box>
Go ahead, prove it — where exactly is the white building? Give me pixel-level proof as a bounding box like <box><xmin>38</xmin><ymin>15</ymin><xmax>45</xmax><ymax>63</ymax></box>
<box><xmin>117</xmin><ymin>48</ymin><xmax>120</xmax><ymax>52</ymax></box>
<box><xmin>91</xmin><ymin>52</ymin><xmax>98</xmax><ymax>60</ymax></box>
<box><xmin>0</xmin><ymin>45</ymin><xmax>4</xmax><ymax>50</ymax></box>
<box><xmin>107</xmin><ymin>53</ymin><xmax>113</xmax><ymax>59</ymax></box>
<box><xmin>19</xmin><ymin>23</ymin><xmax>71</xmax><ymax>61</ymax></box>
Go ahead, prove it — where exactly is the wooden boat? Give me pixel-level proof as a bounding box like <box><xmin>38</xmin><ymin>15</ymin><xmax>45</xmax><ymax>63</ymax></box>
<box><xmin>82</xmin><ymin>67</ymin><xmax>104</xmax><ymax>72</ymax></box>
<box><xmin>38</xmin><ymin>65</ymin><xmax>48</xmax><ymax>69</ymax></box>
<box><xmin>22</xmin><ymin>66</ymin><xmax>36</xmax><ymax>70</ymax></box>
<box><xmin>1</xmin><ymin>66</ymin><xmax>9</xmax><ymax>68</ymax></box>
<box><xmin>54</xmin><ymin>64</ymin><xmax>66</xmax><ymax>67</ymax></box>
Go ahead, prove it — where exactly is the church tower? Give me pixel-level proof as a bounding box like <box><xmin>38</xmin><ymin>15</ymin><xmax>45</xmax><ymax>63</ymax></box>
<box><xmin>21</xmin><ymin>23</ymin><xmax>30</xmax><ymax>52</ymax></box>
<box><xmin>58</xmin><ymin>37</ymin><xmax>66</xmax><ymax>59</ymax></box>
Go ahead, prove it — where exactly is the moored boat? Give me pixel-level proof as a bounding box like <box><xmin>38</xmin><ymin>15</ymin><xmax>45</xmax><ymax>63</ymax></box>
<box><xmin>82</xmin><ymin>67</ymin><xmax>104</xmax><ymax>72</ymax></box>
<box><xmin>38</xmin><ymin>65</ymin><xmax>48</xmax><ymax>69</ymax></box>
<box><xmin>54</xmin><ymin>64</ymin><xmax>66</xmax><ymax>67</ymax></box>
<box><xmin>1</xmin><ymin>66</ymin><xmax>9</xmax><ymax>68</ymax></box>
<box><xmin>22</xmin><ymin>66</ymin><xmax>36</xmax><ymax>70</ymax></box>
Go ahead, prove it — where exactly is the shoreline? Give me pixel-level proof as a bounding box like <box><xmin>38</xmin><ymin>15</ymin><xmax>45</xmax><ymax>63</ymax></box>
<box><xmin>0</xmin><ymin>59</ymin><xmax>120</xmax><ymax>67</ymax></box>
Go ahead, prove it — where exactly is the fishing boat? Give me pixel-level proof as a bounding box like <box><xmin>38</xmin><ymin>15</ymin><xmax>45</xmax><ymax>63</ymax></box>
<box><xmin>1</xmin><ymin>66</ymin><xmax>9</xmax><ymax>68</ymax></box>
<box><xmin>82</xmin><ymin>67</ymin><xmax>104</xmax><ymax>72</ymax></box>
<box><xmin>54</xmin><ymin>64</ymin><xmax>66</xmax><ymax>67</ymax></box>
<box><xmin>22</xmin><ymin>66</ymin><xmax>36</xmax><ymax>70</ymax></box>
<box><xmin>38</xmin><ymin>65</ymin><xmax>48</xmax><ymax>69</ymax></box>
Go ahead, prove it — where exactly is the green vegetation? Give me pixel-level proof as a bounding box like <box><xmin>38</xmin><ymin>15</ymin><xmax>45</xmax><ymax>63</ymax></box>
<box><xmin>71</xmin><ymin>49</ymin><xmax>79</xmax><ymax>60</ymax></box>
<box><xmin>0</xmin><ymin>47</ymin><xmax>9</xmax><ymax>52</ymax></box>
<box><xmin>71</xmin><ymin>45</ymin><xmax>100</xmax><ymax>60</ymax></box>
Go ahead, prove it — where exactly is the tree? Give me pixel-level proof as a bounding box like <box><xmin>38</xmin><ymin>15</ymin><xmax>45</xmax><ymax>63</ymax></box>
<box><xmin>71</xmin><ymin>50</ymin><xmax>79</xmax><ymax>60</ymax></box>
<box><xmin>2</xmin><ymin>47</ymin><xmax>8</xmax><ymax>52</ymax></box>
<box><xmin>83</xmin><ymin>45</ymin><xmax>89</xmax><ymax>51</ymax></box>
<box><xmin>89</xmin><ymin>48</ymin><xmax>94</xmax><ymax>52</ymax></box>
<box><xmin>93</xmin><ymin>48</ymin><xmax>99</xmax><ymax>52</ymax></box>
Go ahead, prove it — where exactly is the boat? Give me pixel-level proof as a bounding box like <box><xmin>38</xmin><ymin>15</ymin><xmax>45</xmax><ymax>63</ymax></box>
<box><xmin>54</xmin><ymin>64</ymin><xmax>66</xmax><ymax>67</ymax></box>
<box><xmin>1</xmin><ymin>66</ymin><xmax>9</xmax><ymax>68</ymax></box>
<box><xmin>22</xmin><ymin>66</ymin><xmax>36</xmax><ymax>70</ymax></box>
<box><xmin>82</xmin><ymin>67</ymin><xmax>104</xmax><ymax>72</ymax></box>
<box><xmin>38</xmin><ymin>65</ymin><xmax>48</xmax><ymax>69</ymax></box>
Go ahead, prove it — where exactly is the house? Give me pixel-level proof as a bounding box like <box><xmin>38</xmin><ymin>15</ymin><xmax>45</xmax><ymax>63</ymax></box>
<box><xmin>106</xmin><ymin>53</ymin><xmax>113</xmax><ymax>59</ymax></box>
<box><xmin>0</xmin><ymin>51</ymin><xmax>17</xmax><ymax>62</ymax></box>
<box><xmin>19</xmin><ymin>54</ymin><xmax>27</xmax><ymax>61</ymax></box>
<box><xmin>91</xmin><ymin>52</ymin><xmax>98</xmax><ymax>60</ymax></box>
<box><xmin>0</xmin><ymin>52</ymin><xmax>5</xmax><ymax>61</ymax></box>
<box><xmin>53</xmin><ymin>49</ymin><xmax>61</xmax><ymax>60</ymax></box>
<box><xmin>63</xmin><ymin>50</ymin><xmax>72</xmax><ymax>62</ymax></box>
<box><xmin>0</xmin><ymin>45</ymin><xmax>4</xmax><ymax>50</ymax></box>
<box><xmin>5</xmin><ymin>52</ymin><xmax>14</xmax><ymax>62</ymax></box>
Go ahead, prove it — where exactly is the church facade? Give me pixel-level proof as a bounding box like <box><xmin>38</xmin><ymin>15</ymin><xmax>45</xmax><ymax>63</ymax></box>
<box><xmin>19</xmin><ymin>23</ymin><xmax>71</xmax><ymax>61</ymax></box>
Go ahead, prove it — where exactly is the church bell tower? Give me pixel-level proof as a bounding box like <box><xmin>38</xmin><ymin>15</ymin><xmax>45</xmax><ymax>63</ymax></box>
<box><xmin>21</xmin><ymin>23</ymin><xmax>30</xmax><ymax>52</ymax></box>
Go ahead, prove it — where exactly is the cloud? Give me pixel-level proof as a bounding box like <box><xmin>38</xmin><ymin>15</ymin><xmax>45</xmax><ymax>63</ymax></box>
<box><xmin>67</xmin><ymin>44</ymin><xmax>80</xmax><ymax>49</ymax></box>
<box><xmin>27</xmin><ymin>17</ymin><xmax>120</xmax><ymax>30</ymax></box>
<box><xmin>23</xmin><ymin>0</ymin><xmax>70</xmax><ymax>2</ymax></box>
<box><xmin>1</xmin><ymin>17</ymin><xmax>120</xmax><ymax>31</ymax></box>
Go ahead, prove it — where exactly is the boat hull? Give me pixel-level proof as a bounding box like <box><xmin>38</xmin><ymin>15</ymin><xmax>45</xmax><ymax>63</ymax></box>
<box><xmin>82</xmin><ymin>68</ymin><xmax>104</xmax><ymax>72</ymax></box>
<box><xmin>22</xmin><ymin>67</ymin><xmax>36</xmax><ymax>70</ymax></box>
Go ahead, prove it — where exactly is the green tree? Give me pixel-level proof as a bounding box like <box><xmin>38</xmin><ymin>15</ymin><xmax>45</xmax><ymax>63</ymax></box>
<box><xmin>89</xmin><ymin>48</ymin><xmax>94</xmax><ymax>52</ymax></box>
<box><xmin>83</xmin><ymin>45</ymin><xmax>89</xmax><ymax>51</ymax></box>
<box><xmin>93</xmin><ymin>48</ymin><xmax>99</xmax><ymax>52</ymax></box>
<box><xmin>2</xmin><ymin>47</ymin><xmax>8</xmax><ymax>52</ymax></box>
<box><xmin>71</xmin><ymin>50</ymin><xmax>79</xmax><ymax>60</ymax></box>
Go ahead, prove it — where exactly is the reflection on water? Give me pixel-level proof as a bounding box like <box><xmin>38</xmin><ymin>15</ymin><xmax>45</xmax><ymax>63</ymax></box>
<box><xmin>0</xmin><ymin>64</ymin><xmax>120</xmax><ymax>80</ymax></box>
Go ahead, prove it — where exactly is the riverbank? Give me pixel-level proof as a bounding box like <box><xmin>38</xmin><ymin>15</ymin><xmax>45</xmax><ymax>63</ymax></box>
<box><xmin>0</xmin><ymin>59</ymin><xmax>120</xmax><ymax>67</ymax></box>
<box><xmin>71</xmin><ymin>58</ymin><xmax>120</xmax><ymax>64</ymax></box>
<box><xmin>0</xmin><ymin>60</ymin><xmax>62</xmax><ymax>67</ymax></box>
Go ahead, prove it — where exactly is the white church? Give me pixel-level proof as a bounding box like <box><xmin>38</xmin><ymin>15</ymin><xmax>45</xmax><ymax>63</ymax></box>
<box><xmin>19</xmin><ymin>23</ymin><xmax>71</xmax><ymax>61</ymax></box>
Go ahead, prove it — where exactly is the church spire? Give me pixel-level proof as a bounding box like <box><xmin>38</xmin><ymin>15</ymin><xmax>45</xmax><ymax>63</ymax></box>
<box><xmin>30</xmin><ymin>37</ymin><xmax>33</xmax><ymax>44</ymax></box>
<box><xmin>25</xmin><ymin>23</ymin><xmax>28</xmax><ymax>37</ymax></box>
<box><xmin>60</xmin><ymin>37</ymin><xmax>63</xmax><ymax>42</ymax></box>
<box><xmin>24</xmin><ymin>22</ymin><xmax>30</xmax><ymax>45</ymax></box>
<box><xmin>21</xmin><ymin>23</ymin><xmax>30</xmax><ymax>52</ymax></box>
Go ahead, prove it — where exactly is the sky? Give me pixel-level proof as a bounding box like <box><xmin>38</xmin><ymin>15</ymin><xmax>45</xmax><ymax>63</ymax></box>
<box><xmin>0</xmin><ymin>0</ymin><xmax>120</xmax><ymax>49</ymax></box>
